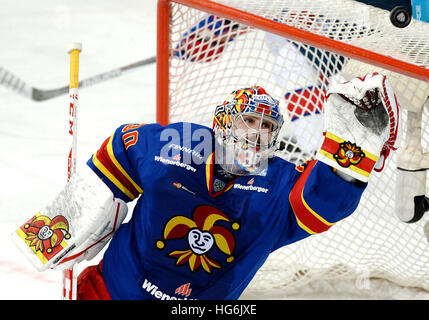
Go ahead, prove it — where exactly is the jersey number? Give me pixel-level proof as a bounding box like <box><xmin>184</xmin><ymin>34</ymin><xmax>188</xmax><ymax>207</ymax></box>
<box><xmin>122</xmin><ymin>124</ymin><xmax>145</xmax><ymax>150</ymax></box>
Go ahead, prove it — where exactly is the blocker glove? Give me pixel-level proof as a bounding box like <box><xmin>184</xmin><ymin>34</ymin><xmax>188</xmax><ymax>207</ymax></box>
<box><xmin>12</xmin><ymin>165</ymin><xmax>128</xmax><ymax>271</ymax></box>
<box><xmin>316</xmin><ymin>72</ymin><xmax>400</xmax><ymax>183</ymax></box>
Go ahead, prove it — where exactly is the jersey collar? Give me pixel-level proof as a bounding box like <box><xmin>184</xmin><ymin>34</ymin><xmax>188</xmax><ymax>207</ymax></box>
<box><xmin>205</xmin><ymin>152</ymin><xmax>237</xmax><ymax>197</ymax></box>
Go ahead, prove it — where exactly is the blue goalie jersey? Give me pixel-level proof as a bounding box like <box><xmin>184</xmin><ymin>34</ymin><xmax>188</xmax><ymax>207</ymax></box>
<box><xmin>87</xmin><ymin>122</ymin><xmax>366</xmax><ymax>300</ymax></box>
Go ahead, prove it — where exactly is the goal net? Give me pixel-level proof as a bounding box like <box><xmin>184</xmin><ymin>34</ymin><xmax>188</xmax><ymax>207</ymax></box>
<box><xmin>157</xmin><ymin>0</ymin><xmax>429</xmax><ymax>299</ymax></box>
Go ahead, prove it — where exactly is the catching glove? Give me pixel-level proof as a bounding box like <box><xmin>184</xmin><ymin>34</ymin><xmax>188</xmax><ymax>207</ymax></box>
<box><xmin>316</xmin><ymin>73</ymin><xmax>400</xmax><ymax>182</ymax></box>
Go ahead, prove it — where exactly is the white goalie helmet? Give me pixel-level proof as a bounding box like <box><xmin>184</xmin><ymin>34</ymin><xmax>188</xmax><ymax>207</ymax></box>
<box><xmin>213</xmin><ymin>86</ymin><xmax>284</xmax><ymax>176</ymax></box>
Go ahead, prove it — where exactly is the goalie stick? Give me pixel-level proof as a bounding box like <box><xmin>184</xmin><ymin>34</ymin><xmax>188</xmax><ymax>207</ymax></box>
<box><xmin>0</xmin><ymin>56</ymin><xmax>156</xmax><ymax>101</ymax></box>
<box><xmin>62</xmin><ymin>42</ymin><xmax>82</xmax><ymax>301</ymax></box>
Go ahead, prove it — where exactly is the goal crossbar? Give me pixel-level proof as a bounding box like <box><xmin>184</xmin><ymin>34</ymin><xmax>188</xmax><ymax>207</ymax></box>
<box><xmin>157</xmin><ymin>0</ymin><xmax>429</xmax><ymax>124</ymax></box>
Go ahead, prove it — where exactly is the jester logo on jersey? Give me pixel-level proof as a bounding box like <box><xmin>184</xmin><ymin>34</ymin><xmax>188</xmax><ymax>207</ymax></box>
<box><xmin>21</xmin><ymin>214</ymin><xmax>71</xmax><ymax>254</ymax></box>
<box><xmin>156</xmin><ymin>205</ymin><xmax>239</xmax><ymax>274</ymax></box>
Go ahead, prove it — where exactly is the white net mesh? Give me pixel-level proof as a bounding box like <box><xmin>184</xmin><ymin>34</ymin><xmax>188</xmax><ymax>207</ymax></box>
<box><xmin>163</xmin><ymin>0</ymin><xmax>429</xmax><ymax>298</ymax></box>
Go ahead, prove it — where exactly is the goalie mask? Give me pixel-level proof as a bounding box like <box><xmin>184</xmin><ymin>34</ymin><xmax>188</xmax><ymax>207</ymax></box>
<box><xmin>213</xmin><ymin>86</ymin><xmax>284</xmax><ymax>176</ymax></box>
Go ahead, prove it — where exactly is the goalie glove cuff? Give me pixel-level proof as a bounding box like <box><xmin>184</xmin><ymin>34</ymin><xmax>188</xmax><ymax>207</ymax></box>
<box><xmin>316</xmin><ymin>73</ymin><xmax>400</xmax><ymax>182</ymax></box>
<box><xmin>54</xmin><ymin>197</ymin><xmax>128</xmax><ymax>270</ymax></box>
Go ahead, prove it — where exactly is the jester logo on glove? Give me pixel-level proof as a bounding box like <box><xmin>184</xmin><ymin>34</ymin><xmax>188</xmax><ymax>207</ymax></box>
<box><xmin>333</xmin><ymin>141</ymin><xmax>365</xmax><ymax>168</ymax></box>
<box><xmin>21</xmin><ymin>214</ymin><xmax>71</xmax><ymax>254</ymax></box>
<box><xmin>156</xmin><ymin>205</ymin><xmax>239</xmax><ymax>274</ymax></box>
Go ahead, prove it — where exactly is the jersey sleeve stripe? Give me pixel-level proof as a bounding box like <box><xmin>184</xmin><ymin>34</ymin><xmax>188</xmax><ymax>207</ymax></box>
<box><xmin>91</xmin><ymin>153</ymin><xmax>136</xmax><ymax>201</ymax></box>
<box><xmin>91</xmin><ymin>136</ymin><xmax>141</xmax><ymax>201</ymax></box>
<box><xmin>106</xmin><ymin>134</ymin><xmax>143</xmax><ymax>194</ymax></box>
<box><xmin>289</xmin><ymin>160</ymin><xmax>335</xmax><ymax>235</ymax></box>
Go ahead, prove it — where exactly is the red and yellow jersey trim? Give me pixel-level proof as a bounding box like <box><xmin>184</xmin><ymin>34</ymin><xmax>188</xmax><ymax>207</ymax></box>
<box><xmin>92</xmin><ymin>134</ymin><xmax>143</xmax><ymax>201</ymax></box>
<box><xmin>289</xmin><ymin>160</ymin><xmax>337</xmax><ymax>235</ymax></box>
<box><xmin>318</xmin><ymin>131</ymin><xmax>378</xmax><ymax>178</ymax></box>
<box><xmin>205</xmin><ymin>152</ymin><xmax>236</xmax><ymax>198</ymax></box>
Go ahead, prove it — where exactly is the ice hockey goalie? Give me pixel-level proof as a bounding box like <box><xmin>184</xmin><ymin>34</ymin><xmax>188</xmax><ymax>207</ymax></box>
<box><xmin>12</xmin><ymin>73</ymin><xmax>399</xmax><ymax>300</ymax></box>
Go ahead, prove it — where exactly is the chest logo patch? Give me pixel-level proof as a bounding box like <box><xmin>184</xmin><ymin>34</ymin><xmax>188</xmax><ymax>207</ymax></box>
<box><xmin>156</xmin><ymin>205</ymin><xmax>240</xmax><ymax>274</ymax></box>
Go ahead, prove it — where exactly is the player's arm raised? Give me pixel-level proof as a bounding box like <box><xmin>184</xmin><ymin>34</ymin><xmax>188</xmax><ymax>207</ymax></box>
<box><xmin>316</xmin><ymin>72</ymin><xmax>400</xmax><ymax>182</ymax></box>
<box><xmin>286</xmin><ymin>73</ymin><xmax>400</xmax><ymax>239</ymax></box>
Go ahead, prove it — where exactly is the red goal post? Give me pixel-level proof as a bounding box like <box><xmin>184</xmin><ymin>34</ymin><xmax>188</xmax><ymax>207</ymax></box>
<box><xmin>156</xmin><ymin>0</ymin><xmax>429</xmax><ymax>299</ymax></box>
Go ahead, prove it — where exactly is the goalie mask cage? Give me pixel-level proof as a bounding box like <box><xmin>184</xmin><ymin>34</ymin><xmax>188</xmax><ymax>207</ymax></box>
<box><xmin>157</xmin><ymin>0</ymin><xmax>429</xmax><ymax>299</ymax></box>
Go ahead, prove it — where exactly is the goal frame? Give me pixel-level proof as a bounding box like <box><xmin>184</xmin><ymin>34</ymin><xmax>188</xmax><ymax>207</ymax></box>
<box><xmin>156</xmin><ymin>0</ymin><xmax>429</xmax><ymax>126</ymax></box>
